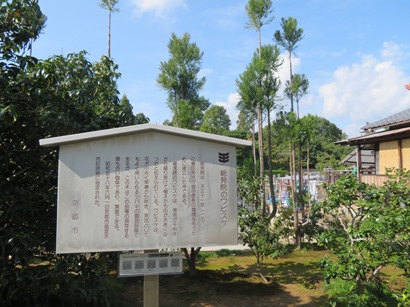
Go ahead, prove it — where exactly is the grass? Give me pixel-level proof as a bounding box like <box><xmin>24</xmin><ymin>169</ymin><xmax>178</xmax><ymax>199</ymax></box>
<box><xmin>110</xmin><ymin>247</ymin><xmax>409</xmax><ymax>306</ymax></box>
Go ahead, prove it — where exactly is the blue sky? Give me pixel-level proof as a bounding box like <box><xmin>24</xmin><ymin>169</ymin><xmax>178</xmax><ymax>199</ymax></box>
<box><xmin>35</xmin><ymin>0</ymin><xmax>410</xmax><ymax>137</ymax></box>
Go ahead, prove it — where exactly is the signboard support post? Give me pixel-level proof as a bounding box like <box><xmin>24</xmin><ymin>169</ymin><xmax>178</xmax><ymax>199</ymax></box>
<box><xmin>144</xmin><ymin>250</ymin><xmax>159</xmax><ymax>307</ymax></box>
<box><xmin>144</xmin><ymin>274</ymin><xmax>159</xmax><ymax>307</ymax></box>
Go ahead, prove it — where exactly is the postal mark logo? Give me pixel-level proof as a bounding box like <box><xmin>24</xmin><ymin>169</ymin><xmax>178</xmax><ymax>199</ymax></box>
<box><xmin>218</xmin><ymin>152</ymin><xmax>230</xmax><ymax>164</ymax></box>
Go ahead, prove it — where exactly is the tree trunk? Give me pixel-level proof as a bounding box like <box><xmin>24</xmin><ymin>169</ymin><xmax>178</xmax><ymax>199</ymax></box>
<box><xmin>291</xmin><ymin>143</ymin><xmax>301</xmax><ymax>249</ymax></box>
<box><xmin>252</xmin><ymin>115</ymin><xmax>257</xmax><ymax>176</ymax></box>
<box><xmin>258</xmin><ymin>102</ymin><xmax>264</xmax><ymax>179</ymax></box>
<box><xmin>298</xmin><ymin>140</ymin><xmax>304</xmax><ymax>216</ymax></box>
<box><xmin>267</xmin><ymin>109</ymin><xmax>277</xmax><ymax>219</ymax></box>
<box><xmin>258</xmin><ymin>102</ymin><xmax>266</xmax><ymax>215</ymax></box>
<box><xmin>107</xmin><ymin>10</ymin><xmax>111</xmax><ymax>58</ymax></box>
<box><xmin>182</xmin><ymin>247</ymin><xmax>201</xmax><ymax>277</ymax></box>
<box><xmin>289</xmin><ymin>54</ymin><xmax>294</xmax><ymax>112</ymax></box>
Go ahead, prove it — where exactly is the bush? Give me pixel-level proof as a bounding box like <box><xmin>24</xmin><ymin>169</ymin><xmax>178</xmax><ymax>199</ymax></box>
<box><xmin>0</xmin><ymin>254</ymin><xmax>117</xmax><ymax>307</ymax></box>
<box><xmin>324</xmin><ymin>278</ymin><xmax>398</xmax><ymax>307</ymax></box>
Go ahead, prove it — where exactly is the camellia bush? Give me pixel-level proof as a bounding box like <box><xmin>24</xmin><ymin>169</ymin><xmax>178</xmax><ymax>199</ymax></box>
<box><xmin>319</xmin><ymin>170</ymin><xmax>410</xmax><ymax>306</ymax></box>
<box><xmin>1</xmin><ymin>1</ymin><xmax>137</xmax><ymax>305</ymax></box>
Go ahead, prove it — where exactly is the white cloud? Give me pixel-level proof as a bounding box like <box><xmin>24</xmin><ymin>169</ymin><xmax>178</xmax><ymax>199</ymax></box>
<box><xmin>131</xmin><ymin>0</ymin><xmax>186</xmax><ymax>16</ymax></box>
<box><xmin>381</xmin><ymin>41</ymin><xmax>407</xmax><ymax>61</ymax></box>
<box><xmin>318</xmin><ymin>42</ymin><xmax>410</xmax><ymax>137</ymax></box>
<box><xmin>278</xmin><ymin>54</ymin><xmax>301</xmax><ymax>85</ymax></box>
<box><xmin>215</xmin><ymin>92</ymin><xmax>240</xmax><ymax>130</ymax></box>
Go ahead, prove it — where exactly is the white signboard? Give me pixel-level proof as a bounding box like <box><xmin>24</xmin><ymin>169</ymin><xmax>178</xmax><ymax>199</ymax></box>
<box><xmin>53</xmin><ymin>129</ymin><xmax>241</xmax><ymax>253</ymax></box>
<box><xmin>119</xmin><ymin>252</ymin><xmax>183</xmax><ymax>276</ymax></box>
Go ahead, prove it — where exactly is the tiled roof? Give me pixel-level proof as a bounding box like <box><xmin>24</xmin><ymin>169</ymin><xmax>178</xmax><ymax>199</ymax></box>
<box><xmin>336</xmin><ymin>126</ymin><xmax>410</xmax><ymax>146</ymax></box>
<box><xmin>362</xmin><ymin>108</ymin><xmax>410</xmax><ymax>131</ymax></box>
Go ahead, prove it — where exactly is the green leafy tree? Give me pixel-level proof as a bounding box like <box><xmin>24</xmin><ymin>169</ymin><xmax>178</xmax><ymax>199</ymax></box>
<box><xmin>199</xmin><ymin>105</ymin><xmax>231</xmax><ymax>135</ymax></box>
<box><xmin>135</xmin><ymin>112</ymin><xmax>150</xmax><ymax>124</ymax></box>
<box><xmin>236</xmin><ymin>108</ymin><xmax>253</xmax><ymax>134</ymax></box>
<box><xmin>245</xmin><ymin>0</ymin><xmax>274</xmax><ymax>58</ymax></box>
<box><xmin>259</xmin><ymin>44</ymin><xmax>281</xmax><ymax>217</ymax></box>
<box><xmin>245</xmin><ymin>0</ymin><xmax>274</xmax><ymax>181</ymax></box>
<box><xmin>301</xmin><ymin>114</ymin><xmax>349</xmax><ymax>170</ymax></box>
<box><xmin>274</xmin><ymin>17</ymin><xmax>305</xmax><ymax>249</ymax></box>
<box><xmin>236</xmin><ymin>52</ymin><xmax>267</xmax><ymax>213</ymax></box>
<box><xmin>284</xmin><ymin>73</ymin><xmax>308</xmax><ymax>119</ymax></box>
<box><xmin>119</xmin><ymin>94</ymin><xmax>135</xmax><ymax>125</ymax></box>
<box><xmin>0</xmin><ymin>2</ymin><xmax>133</xmax><ymax>304</ymax></box>
<box><xmin>0</xmin><ymin>0</ymin><xmax>45</xmax><ymax>61</ymax></box>
<box><xmin>270</xmin><ymin>113</ymin><xmax>349</xmax><ymax>174</ymax></box>
<box><xmin>238</xmin><ymin>176</ymin><xmax>289</xmax><ymax>283</ymax></box>
<box><xmin>320</xmin><ymin>170</ymin><xmax>410</xmax><ymax>305</ymax></box>
<box><xmin>157</xmin><ymin>32</ymin><xmax>210</xmax><ymax>130</ymax></box>
<box><xmin>118</xmin><ymin>94</ymin><xmax>150</xmax><ymax>125</ymax></box>
<box><xmin>236</xmin><ymin>70</ymin><xmax>258</xmax><ymax>176</ymax></box>
<box><xmin>99</xmin><ymin>0</ymin><xmax>119</xmax><ymax>58</ymax></box>
<box><xmin>236</xmin><ymin>45</ymin><xmax>283</xmax><ymax>278</ymax></box>
<box><xmin>1</xmin><ymin>52</ymin><xmax>131</xmax><ymax>306</ymax></box>
<box><xmin>238</xmin><ymin>178</ymin><xmax>281</xmax><ymax>265</ymax></box>
<box><xmin>286</xmin><ymin>73</ymin><xmax>309</xmax><ymax>248</ymax></box>
<box><xmin>273</xmin><ymin>17</ymin><xmax>304</xmax><ymax>113</ymax></box>
<box><xmin>157</xmin><ymin>34</ymin><xmax>210</xmax><ymax>275</ymax></box>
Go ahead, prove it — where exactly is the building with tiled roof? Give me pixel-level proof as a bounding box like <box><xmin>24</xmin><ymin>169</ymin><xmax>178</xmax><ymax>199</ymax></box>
<box><xmin>337</xmin><ymin>108</ymin><xmax>410</xmax><ymax>185</ymax></box>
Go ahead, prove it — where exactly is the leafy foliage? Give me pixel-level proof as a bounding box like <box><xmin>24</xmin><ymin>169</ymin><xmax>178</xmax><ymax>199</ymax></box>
<box><xmin>238</xmin><ymin>207</ymin><xmax>282</xmax><ymax>267</ymax></box>
<box><xmin>324</xmin><ymin>278</ymin><xmax>398</xmax><ymax>307</ymax></box>
<box><xmin>320</xmin><ymin>171</ymin><xmax>410</xmax><ymax>305</ymax></box>
<box><xmin>199</xmin><ymin>105</ymin><xmax>231</xmax><ymax>135</ymax></box>
<box><xmin>157</xmin><ymin>32</ymin><xmax>210</xmax><ymax>129</ymax></box>
<box><xmin>270</xmin><ymin>113</ymin><xmax>349</xmax><ymax>172</ymax></box>
<box><xmin>0</xmin><ymin>2</ymin><xmax>138</xmax><ymax>305</ymax></box>
<box><xmin>238</xmin><ymin>177</ymin><xmax>288</xmax><ymax>267</ymax></box>
<box><xmin>0</xmin><ymin>0</ymin><xmax>46</xmax><ymax>61</ymax></box>
<box><xmin>245</xmin><ymin>0</ymin><xmax>274</xmax><ymax>31</ymax></box>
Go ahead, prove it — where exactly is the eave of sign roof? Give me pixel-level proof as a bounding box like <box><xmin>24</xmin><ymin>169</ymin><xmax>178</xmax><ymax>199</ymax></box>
<box><xmin>39</xmin><ymin>123</ymin><xmax>252</xmax><ymax>148</ymax></box>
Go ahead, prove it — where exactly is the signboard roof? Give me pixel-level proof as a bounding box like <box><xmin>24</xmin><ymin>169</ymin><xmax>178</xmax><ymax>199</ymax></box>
<box><xmin>39</xmin><ymin>123</ymin><xmax>251</xmax><ymax>148</ymax></box>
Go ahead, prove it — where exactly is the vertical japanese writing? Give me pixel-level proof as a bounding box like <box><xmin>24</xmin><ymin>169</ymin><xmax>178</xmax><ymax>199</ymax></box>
<box><xmin>172</xmin><ymin>208</ymin><xmax>178</xmax><ymax>237</ymax></box>
<box><xmin>104</xmin><ymin>161</ymin><xmax>111</xmax><ymax>238</ymax></box>
<box><xmin>95</xmin><ymin>157</ymin><xmax>101</xmax><ymax>207</ymax></box>
<box><xmin>71</xmin><ymin>199</ymin><xmax>80</xmax><ymax>234</ymax></box>
<box><xmin>143</xmin><ymin>157</ymin><xmax>149</xmax><ymax>237</ymax></box>
<box><xmin>86</xmin><ymin>151</ymin><xmax>232</xmax><ymax>245</ymax></box>
<box><xmin>181</xmin><ymin>157</ymin><xmax>187</xmax><ymax>206</ymax></box>
<box><xmin>220</xmin><ymin>169</ymin><xmax>228</xmax><ymax>227</ymax></box>
<box><xmin>124</xmin><ymin>157</ymin><xmax>130</xmax><ymax>239</ymax></box>
<box><xmin>144</xmin><ymin>213</ymin><xmax>149</xmax><ymax>238</ymax></box>
<box><xmin>163</xmin><ymin>157</ymin><xmax>169</xmax><ymax>237</ymax></box>
<box><xmin>134</xmin><ymin>157</ymin><xmax>140</xmax><ymax>238</ymax></box>
<box><xmin>190</xmin><ymin>157</ymin><xmax>196</xmax><ymax>236</ymax></box>
<box><xmin>114</xmin><ymin>156</ymin><xmax>121</xmax><ymax>231</ymax></box>
<box><xmin>172</xmin><ymin>161</ymin><xmax>178</xmax><ymax>237</ymax></box>
<box><xmin>153</xmin><ymin>157</ymin><xmax>159</xmax><ymax>234</ymax></box>
<box><xmin>199</xmin><ymin>161</ymin><xmax>206</xmax><ymax>234</ymax></box>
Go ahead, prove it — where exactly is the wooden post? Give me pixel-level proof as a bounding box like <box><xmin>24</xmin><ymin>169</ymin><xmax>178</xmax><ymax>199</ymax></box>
<box><xmin>356</xmin><ymin>146</ymin><xmax>361</xmax><ymax>181</ymax></box>
<box><xmin>398</xmin><ymin>139</ymin><xmax>403</xmax><ymax>170</ymax></box>
<box><xmin>144</xmin><ymin>250</ymin><xmax>159</xmax><ymax>307</ymax></box>
<box><xmin>144</xmin><ymin>274</ymin><xmax>159</xmax><ymax>307</ymax></box>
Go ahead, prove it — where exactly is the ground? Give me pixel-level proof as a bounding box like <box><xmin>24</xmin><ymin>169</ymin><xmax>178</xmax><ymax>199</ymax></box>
<box><xmin>115</xmin><ymin>249</ymin><xmax>330</xmax><ymax>306</ymax></box>
<box><xmin>112</xmin><ymin>248</ymin><xmax>407</xmax><ymax>306</ymax></box>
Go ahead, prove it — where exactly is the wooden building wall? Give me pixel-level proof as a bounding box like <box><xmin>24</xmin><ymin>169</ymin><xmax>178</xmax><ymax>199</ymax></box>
<box><xmin>402</xmin><ymin>139</ymin><xmax>410</xmax><ymax>170</ymax></box>
<box><xmin>379</xmin><ymin>139</ymin><xmax>410</xmax><ymax>174</ymax></box>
